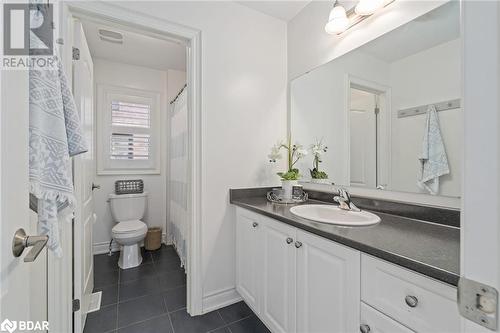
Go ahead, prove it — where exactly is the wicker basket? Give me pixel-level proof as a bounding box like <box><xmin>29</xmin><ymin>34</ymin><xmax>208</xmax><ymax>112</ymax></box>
<box><xmin>145</xmin><ymin>227</ymin><xmax>162</xmax><ymax>251</ymax></box>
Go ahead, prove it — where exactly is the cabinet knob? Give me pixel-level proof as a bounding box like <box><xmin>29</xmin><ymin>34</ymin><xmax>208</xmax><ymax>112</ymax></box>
<box><xmin>252</xmin><ymin>222</ymin><xmax>259</xmax><ymax>228</ymax></box>
<box><xmin>286</xmin><ymin>237</ymin><xmax>293</xmax><ymax>244</ymax></box>
<box><xmin>295</xmin><ymin>241</ymin><xmax>302</xmax><ymax>248</ymax></box>
<box><xmin>360</xmin><ymin>324</ymin><xmax>371</xmax><ymax>333</ymax></box>
<box><xmin>405</xmin><ymin>295</ymin><xmax>418</xmax><ymax>308</ymax></box>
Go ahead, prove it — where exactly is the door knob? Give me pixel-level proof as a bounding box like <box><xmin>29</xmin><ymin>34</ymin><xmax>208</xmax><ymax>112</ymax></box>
<box><xmin>252</xmin><ymin>222</ymin><xmax>259</xmax><ymax>228</ymax></box>
<box><xmin>295</xmin><ymin>241</ymin><xmax>302</xmax><ymax>248</ymax></box>
<box><xmin>92</xmin><ymin>183</ymin><xmax>101</xmax><ymax>191</ymax></box>
<box><xmin>360</xmin><ymin>324</ymin><xmax>371</xmax><ymax>333</ymax></box>
<box><xmin>12</xmin><ymin>228</ymin><xmax>48</xmax><ymax>262</ymax></box>
<box><xmin>286</xmin><ymin>237</ymin><xmax>293</xmax><ymax>244</ymax></box>
<box><xmin>405</xmin><ymin>295</ymin><xmax>419</xmax><ymax>308</ymax></box>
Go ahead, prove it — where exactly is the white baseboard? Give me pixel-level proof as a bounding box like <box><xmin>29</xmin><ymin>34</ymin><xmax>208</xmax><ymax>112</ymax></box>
<box><xmin>93</xmin><ymin>241</ymin><xmax>120</xmax><ymax>255</ymax></box>
<box><xmin>202</xmin><ymin>287</ymin><xmax>242</xmax><ymax>314</ymax></box>
<box><xmin>93</xmin><ymin>237</ymin><xmax>170</xmax><ymax>255</ymax></box>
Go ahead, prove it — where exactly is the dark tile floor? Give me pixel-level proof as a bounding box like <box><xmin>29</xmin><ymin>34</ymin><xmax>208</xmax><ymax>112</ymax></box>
<box><xmin>85</xmin><ymin>245</ymin><xmax>269</xmax><ymax>333</ymax></box>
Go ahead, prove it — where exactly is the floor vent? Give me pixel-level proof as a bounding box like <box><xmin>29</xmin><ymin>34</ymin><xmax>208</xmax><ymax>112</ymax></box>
<box><xmin>87</xmin><ymin>291</ymin><xmax>102</xmax><ymax>314</ymax></box>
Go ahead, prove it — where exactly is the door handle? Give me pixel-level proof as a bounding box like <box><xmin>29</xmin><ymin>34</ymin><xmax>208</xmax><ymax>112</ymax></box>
<box><xmin>12</xmin><ymin>228</ymin><xmax>48</xmax><ymax>262</ymax></box>
<box><xmin>92</xmin><ymin>183</ymin><xmax>101</xmax><ymax>191</ymax></box>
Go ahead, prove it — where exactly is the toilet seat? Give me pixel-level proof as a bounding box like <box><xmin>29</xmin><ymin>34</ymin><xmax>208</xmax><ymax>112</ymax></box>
<box><xmin>112</xmin><ymin>220</ymin><xmax>147</xmax><ymax>237</ymax></box>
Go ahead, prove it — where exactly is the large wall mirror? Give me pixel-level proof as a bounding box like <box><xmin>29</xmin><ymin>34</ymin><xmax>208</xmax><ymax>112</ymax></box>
<box><xmin>290</xmin><ymin>2</ymin><xmax>461</xmax><ymax>198</ymax></box>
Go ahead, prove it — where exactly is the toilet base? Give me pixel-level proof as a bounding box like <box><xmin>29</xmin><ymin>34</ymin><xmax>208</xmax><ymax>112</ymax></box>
<box><xmin>118</xmin><ymin>243</ymin><xmax>143</xmax><ymax>269</ymax></box>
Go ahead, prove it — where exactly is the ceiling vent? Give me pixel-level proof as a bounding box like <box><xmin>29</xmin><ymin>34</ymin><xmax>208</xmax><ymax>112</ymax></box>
<box><xmin>98</xmin><ymin>29</ymin><xmax>123</xmax><ymax>44</ymax></box>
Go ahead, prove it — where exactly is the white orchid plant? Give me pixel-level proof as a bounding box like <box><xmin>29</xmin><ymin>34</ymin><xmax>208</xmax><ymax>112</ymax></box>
<box><xmin>310</xmin><ymin>139</ymin><xmax>328</xmax><ymax>179</ymax></box>
<box><xmin>268</xmin><ymin>135</ymin><xmax>308</xmax><ymax>181</ymax></box>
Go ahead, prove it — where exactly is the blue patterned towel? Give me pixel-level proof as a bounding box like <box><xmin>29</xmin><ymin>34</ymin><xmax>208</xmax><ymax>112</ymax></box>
<box><xmin>29</xmin><ymin>56</ymin><xmax>88</xmax><ymax>257</ymax></box>
<box><xmin>417</xmin><ymin>105</ymin><xmax>450</xmax><ymax>195</ymax></box>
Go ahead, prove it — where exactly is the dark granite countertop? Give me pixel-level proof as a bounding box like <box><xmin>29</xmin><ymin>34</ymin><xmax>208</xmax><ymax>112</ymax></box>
<box><xmin>230</xmin><ymin>194</ymin><xmax>460</xmax><ymax>286</ymax></box>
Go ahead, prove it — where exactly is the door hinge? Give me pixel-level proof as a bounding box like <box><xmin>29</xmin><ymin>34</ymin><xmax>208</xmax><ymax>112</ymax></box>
<box><xmin>72</xmin><ymin>299</ymin><xmax>80</xmax><ymax>312</ymax></box>
<box><xmin>458</xmin><ymin>277</ymin><xmax>498</xmax><ymax>330</ymax></box>
<box><xmin>72</xmin><ymin>47</ymin><xmax>80</xmax><ymax>61</ymax></box>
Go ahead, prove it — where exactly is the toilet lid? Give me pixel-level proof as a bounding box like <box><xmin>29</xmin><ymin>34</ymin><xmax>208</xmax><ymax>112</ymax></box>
<box><xmin>112</xmin><ymin>220</ymin><xmax>147</xmax><ymax>234</ymax></box>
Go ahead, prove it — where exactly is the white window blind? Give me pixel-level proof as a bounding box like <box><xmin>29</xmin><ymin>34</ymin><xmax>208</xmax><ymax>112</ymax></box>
<box><xmin>110</xmin><ymin>133</ymin><xmax>150</xmax><ymax>160</ymax></box>
<box><xmin>97</xmin><ymin>85</ymin><xmax>160</xmax><ymax>175</ymax></box>
<box><xmin>110</xmin><ymin>100</ymin><xmax>152</xmax><ymax>161</ymax></box>
<box><xmin>111</xmin><ymin>101</ymin><xmax>151</xmax><ymax>128</ymax></box>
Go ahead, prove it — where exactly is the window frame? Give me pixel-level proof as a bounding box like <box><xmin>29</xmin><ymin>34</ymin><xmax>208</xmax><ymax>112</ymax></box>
<box><xmin>96</xmin><ymin>84</ymin><xmax>161</xmax><ymax>175</ymax></box>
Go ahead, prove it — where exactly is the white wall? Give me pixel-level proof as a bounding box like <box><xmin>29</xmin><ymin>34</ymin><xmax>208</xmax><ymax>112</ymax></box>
<box><xmin>110</xmin><ymin>1</ymin><xmax>288</xmax><ymax>311</ymax></box>
<box><xmin>390</xmin><ymin>39</ymin><xmax>461</xmax><ymax>197</ymax></box>
<box><xmin>93</xmin><ymin>59</ymin><xmax>186</xmax><ymax>252</ymax></box>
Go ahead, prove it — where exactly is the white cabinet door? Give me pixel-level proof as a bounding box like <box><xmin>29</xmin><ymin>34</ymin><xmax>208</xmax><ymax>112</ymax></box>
<box><xmin>235</xmin><ymin>209</ymin><xmax>262</xmax><ymax>313</ymax></box>
<box><xmin>361</xmin><ymin>303</ymin><xmax>414</xmax><ymax>333</ymax></box>
<box><xmin>261</xmin><ymin>217</ymin><xmax>296</xmax><ymax>333</ymax></box>
<box><xmin>296</xmin><ymin>230</ymin><xmax>361</xmax><ymax>333</ymax></box>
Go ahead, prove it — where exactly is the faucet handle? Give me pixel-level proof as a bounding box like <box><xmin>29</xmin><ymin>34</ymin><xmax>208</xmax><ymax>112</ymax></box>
<box><xmin>334</xmin><ymin>196</ymin><xmax>350</xmax><ymax>210</ymax></box>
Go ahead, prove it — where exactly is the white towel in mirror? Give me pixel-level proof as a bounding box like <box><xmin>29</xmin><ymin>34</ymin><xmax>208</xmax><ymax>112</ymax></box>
<box><xmin>417</xmin><ymin>105</ymin><xmax>450</xmax><ymax>195</ymax></box>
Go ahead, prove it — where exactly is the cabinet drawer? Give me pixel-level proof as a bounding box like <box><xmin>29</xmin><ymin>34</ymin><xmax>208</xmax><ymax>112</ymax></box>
<box><xmin>361</xmin><ymin>255</ymin><xmax>460</xmax><ymax>332</ymax></box>
<box><xmin>361</xmin><ymin>302</ymin><xmax>414</xmax><ymax>333</ymax></box>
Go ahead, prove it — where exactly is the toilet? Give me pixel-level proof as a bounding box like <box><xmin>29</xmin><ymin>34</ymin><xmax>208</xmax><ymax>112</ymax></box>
<box><xmin>109</xmin><ymin>192</ymin><xmax>149</xmax><ymax>269</ymax></box>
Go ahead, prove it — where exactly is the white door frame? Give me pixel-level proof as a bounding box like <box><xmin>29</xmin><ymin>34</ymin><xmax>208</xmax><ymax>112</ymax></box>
<box><xmin>62</xmin><ymin>1</ymin><xmax>204</xmax><ymax>316</ymax></box>
<box><xmin>461</xmin><ymin>1</ymin><xmax>500</xmax><ymax>332</ymax></box>
<box><xmin>344</xmin><ymin>74</ymin><xmax>392</xmax><ymax>191</ymax></box>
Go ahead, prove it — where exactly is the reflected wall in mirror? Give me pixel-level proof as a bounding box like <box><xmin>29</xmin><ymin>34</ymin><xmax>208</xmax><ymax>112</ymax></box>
<box><xmin>290</xmin><ymin>2</ymin><xmax>461</xmax><ymax>197</ymax></box>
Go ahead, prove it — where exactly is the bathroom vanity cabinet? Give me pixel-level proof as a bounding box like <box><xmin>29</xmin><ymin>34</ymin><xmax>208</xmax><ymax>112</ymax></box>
<box><xmin>235</xmin><ymin>207</ymin><xmax>461</xmax><ymax>333</ymax></box>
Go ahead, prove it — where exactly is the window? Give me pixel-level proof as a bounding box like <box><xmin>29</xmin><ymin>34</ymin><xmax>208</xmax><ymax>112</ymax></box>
<box><xmin>97</xmin><ymin>85</ymin><xmax>161</xmax><ymax>174</ymax></box>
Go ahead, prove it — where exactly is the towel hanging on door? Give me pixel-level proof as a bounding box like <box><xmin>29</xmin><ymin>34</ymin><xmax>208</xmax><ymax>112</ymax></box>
<box><xmin>417</xmin><ymin>105</ymin><xmax>450</xmax><ymax>195</ymax></box>
<box><xmin>29</xmin><ymin>56</ymin><xmax>88</xmax><ymax>257</ymax></box>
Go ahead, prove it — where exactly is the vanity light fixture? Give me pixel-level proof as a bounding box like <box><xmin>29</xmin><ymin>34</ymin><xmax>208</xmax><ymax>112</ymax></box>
<box><xmin>355</xmin><ymin>0</ymin><xmax>385</xmax><ymax>16</ymax></box>
<box><xmin>325</xmin><ymin>0</ymin><xmax>396</xmax><ymax>35</ymax></box>
<box><xmin>325</xmin><ymin>1</ymin><xmax>350</xmax><ymax>34</ymax></box>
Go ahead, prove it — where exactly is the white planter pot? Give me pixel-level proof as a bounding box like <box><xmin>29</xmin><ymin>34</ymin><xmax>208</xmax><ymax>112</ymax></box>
<box><xmin>281</xmin><ymin>180</ymin><xmax>298</xmax><ymax>200</ymax></box>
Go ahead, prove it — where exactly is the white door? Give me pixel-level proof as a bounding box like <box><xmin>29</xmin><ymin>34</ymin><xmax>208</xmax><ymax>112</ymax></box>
<box><xmin>235</xmin><ymin>209</ymin><xmax>261</xmax><ymax>313</ymax></box>
<box><xmin>296</xmin><ymin>230</ymin><xmax>360</xmax><ymax>333</ymax></box>
<box><xmin>72</xmin><ymin>20</ymin><xmax>96</xmax><ymax>333</ymax></box>
<box><xmin>261</xmin><ymin>217</ymin><xmax>296</xmax><ymax>333</ymax></box>
<box><xmin>0</xmin><ymin>68</ymin><xmax>48</xmax><ymax>327</ymax></box>
<box><xmin>350</xmin><ymin>88</ymin><xmax>377</xmax><ymax>188</ymax></box>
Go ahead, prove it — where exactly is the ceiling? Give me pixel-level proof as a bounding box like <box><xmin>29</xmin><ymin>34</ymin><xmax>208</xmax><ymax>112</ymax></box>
<box><xmin>236</xmin><ymin>1</ymin><xmax>311</xmax><ymax>21</ymax></box>
<box><xmin>81</xmin><ymin>19</ymin><xmax>186</xmax><ymax>71</ymax></box>
<box><xmin>358</xmin><ymin>1</ymin><xmax>460</xmax><ymax>63</ymax></box>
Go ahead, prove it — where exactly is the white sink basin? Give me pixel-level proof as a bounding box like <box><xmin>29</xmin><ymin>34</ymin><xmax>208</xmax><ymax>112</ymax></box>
<box><xmin>290</xmin><ymin>204</ymin><xmax>381</xmax><ymax>226</ymax></box>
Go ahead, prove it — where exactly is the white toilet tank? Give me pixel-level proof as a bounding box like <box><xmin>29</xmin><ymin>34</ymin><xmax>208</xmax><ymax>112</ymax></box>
<box><xmin>109</xmin><ymin>192</ymin><xmax>148</xmax><ymax>222</ymax></box>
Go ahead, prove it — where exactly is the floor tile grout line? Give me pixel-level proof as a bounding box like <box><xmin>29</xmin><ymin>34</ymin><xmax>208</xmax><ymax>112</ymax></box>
<box><xmin>115</xmin><ymin>312</ymin><xmax>169</xmax><ymax>331</ymax></box>
<box><xmin>115</xmin><ymin>268</ymin><xmax>120</xmax><ymax>332</ymax></box>
<box><xmin>223</xmin><ymin>313</ymin><xmax>255</xmax><ymax>327</ymax></box>
<box><xmin>116</xmin><ymin>282</ymin><xmax>187</xmax><ymax>305</ymax></box>
<box><xmin>118</xmin><ymin>267</ymin><xmax>184</xmax><ymax>284</ymax></box>
<box><xmin>164</xmin><ymin>295</ymin><xmax>177</xmax><ymax>333</ymax></box>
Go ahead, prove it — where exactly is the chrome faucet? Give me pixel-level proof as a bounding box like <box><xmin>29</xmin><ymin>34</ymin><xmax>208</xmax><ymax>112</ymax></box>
<box><xmin>333</xmin><ymin>188</ymin><xmax>361</xmax><ymax>212</ymax></box>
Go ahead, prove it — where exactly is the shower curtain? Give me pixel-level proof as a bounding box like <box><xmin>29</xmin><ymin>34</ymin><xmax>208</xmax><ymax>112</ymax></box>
<box><xmin>168</xmin><ymin>87</ymin><xmax>188</xmax><ymax>269</ymax></box>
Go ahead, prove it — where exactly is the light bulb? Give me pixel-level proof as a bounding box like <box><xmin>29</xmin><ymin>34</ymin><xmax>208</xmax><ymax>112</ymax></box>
<box><xmin>325</xmin><ymin>5</ymin><xmax>349</xmax><ymax>34</ymax></box>
<box><xmin>355</xmin><ymin>0</ymin><xmax>385</xmax><ymax>16</ymax></box>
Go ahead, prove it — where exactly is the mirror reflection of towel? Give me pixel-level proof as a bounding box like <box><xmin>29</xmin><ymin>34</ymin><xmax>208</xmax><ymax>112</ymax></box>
<box><xmin>417</xmin><ymin>105</ymin><xmax>450</xmax><ymax>195</ymax></box>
